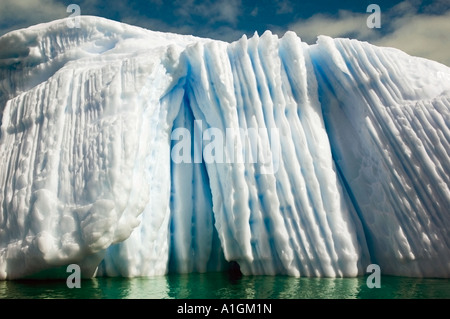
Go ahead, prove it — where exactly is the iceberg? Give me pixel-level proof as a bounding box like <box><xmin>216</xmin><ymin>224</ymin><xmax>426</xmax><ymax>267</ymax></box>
<box><xmin>0</xmin><ymin>16</ymin><xmax>449</xmax><ymax>279</ymax></box>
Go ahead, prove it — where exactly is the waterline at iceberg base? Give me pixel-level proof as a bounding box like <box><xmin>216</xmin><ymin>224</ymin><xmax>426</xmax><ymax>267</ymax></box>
<box><xmin>0</xmin><ymin>16</ymin><xmax>449</xmax><ymax>280</ymax></box>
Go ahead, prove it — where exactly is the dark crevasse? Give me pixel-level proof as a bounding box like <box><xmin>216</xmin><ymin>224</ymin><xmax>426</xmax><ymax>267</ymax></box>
<box><xmin>168</xmin><ymin>91</ymin><xmax>227</xmax><ymax>274</ymax></box>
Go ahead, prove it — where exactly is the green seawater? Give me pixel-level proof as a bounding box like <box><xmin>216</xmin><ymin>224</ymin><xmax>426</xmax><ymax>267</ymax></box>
<box><xmin>0</xmin><ymin>273</ymin><xmax>449</xmax><ymax>299</ymax></box>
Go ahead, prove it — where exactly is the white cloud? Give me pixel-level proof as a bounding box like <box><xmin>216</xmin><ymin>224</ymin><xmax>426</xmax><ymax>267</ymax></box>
<box><xmin>288</xmin><ymin>10</ymin><xmax>375</xmax><ymax>44</ymax></box>
<box><xmin>0</xmin><ymin>0</ymin><xmax>67</xmax><ymax>35</ymax></box>
<box><xmin>287</xmin><ymin>2</ymin><xmax>450</xmax><ymax>66</ymax></box>
<box><xmin>373</xmin><ymin>11</ymin><xmax>450</xmax><ymax>66</ymax></box>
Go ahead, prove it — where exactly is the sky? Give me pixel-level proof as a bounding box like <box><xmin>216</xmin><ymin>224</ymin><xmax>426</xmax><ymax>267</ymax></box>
<box><xmin>0</xmin><ymin>0</ymin><xmax>449</xmax><ymax>66</ymax></box>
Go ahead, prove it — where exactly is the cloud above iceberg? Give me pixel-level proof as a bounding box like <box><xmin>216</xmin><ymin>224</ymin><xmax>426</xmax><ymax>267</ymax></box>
<box><xmin>287</xmin><ymin>1</ymin><xmax>450</xmax><ymax>66</ymax></box>
<box><xmin>373</xmin><ymin>11</ymin><xmax>450</xmax><ymax>66</ymax></box>
<box><xmin>0</xmin><ymin>0</ymin><xmax>67</xmax><ymax>34</ymax></box>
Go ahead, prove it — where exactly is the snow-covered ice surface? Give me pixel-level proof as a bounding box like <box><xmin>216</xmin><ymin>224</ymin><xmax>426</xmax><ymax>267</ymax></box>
<box><xmin>0</xmin><ymin>16</ymin><xmax>449</xmax><ymax>279</ymax></box>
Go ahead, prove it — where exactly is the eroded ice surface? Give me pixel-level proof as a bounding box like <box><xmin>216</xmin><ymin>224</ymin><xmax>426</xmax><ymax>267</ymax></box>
<box><xmin>0</xmin><ymin>16</ymin><xmax>449</xmax><ymax>279</ymax></box>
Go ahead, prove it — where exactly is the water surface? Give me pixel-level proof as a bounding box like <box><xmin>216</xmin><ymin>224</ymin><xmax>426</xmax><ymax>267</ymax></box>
<box><xmin>0</xmin><ymin>273</ymin><xmax>448</xmax><ymax>299</ymax></box>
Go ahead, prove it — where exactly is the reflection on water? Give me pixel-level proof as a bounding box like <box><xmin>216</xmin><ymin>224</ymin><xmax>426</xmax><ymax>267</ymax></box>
<box><xmin>0</xmin><ymin>273</ymin><xmax>449</xmax><ymax>299</ymax></box>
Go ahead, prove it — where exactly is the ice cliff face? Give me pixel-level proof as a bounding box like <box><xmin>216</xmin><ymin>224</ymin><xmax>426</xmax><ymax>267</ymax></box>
<box><xmin>0</xmin><ymin>16</ymin><xmax>449</xmax><ymax>279</ymax></box>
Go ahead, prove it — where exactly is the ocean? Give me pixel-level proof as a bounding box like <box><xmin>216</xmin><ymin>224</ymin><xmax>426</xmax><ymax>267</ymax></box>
<box><xmin>1</xmin><ymin>272</ymin><xmax>448</xmax><ymax>299</ymax></box>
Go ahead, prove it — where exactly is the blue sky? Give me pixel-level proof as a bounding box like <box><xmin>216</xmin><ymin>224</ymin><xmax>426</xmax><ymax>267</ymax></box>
<box><xmin>0</xmin><ymin>0</ymin><xmax>449</xmax><ymax>65</ymax></box>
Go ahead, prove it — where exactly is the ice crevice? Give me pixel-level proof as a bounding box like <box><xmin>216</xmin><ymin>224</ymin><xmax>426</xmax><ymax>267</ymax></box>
<box><xmin>0</xmin><ymin>17</ymin><xmax>449</xmax><ymax>279</ymax></box>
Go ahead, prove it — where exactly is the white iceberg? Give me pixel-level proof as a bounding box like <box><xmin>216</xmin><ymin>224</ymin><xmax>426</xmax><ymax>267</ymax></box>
<box><xmin>0</xmin><ymin>16</ymin><xmax>448</xmax><ymax>279</ymax></box>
